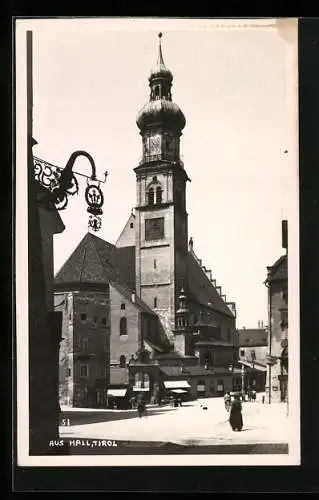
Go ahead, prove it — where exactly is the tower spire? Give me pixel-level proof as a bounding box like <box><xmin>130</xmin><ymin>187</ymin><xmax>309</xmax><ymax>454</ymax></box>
<box><xmin>157</xmin><ymin>32</ymin><xmax>165</xmax><ymax>68</ymax></box>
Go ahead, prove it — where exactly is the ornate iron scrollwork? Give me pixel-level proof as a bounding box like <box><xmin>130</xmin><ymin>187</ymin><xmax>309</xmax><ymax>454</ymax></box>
<box><xmin>33</xmin><ymin>151</ymin><xmax>107</xmax><ymax>232</ymax></box>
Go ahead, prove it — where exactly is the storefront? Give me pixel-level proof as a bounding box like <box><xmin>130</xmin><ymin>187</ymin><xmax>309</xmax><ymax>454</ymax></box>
<box><xmin>106</xmin><ymin>387</ymin><xmax>129</xmax><ymax>409</ymax></box>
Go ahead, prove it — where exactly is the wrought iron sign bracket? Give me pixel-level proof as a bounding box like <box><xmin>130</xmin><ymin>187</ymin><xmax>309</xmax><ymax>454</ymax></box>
<box><xmin>33</xmin><ymin>150</ymin><xmax>108</xmax><ymax>232</ymax></box>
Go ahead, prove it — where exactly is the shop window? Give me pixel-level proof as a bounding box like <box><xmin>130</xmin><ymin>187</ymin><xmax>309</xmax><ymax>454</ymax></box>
<box><xmin>80</xmin><ymin>313</ymin><xmax>87</xmax><ymax>322</ymax></box>
<box><xmin>120</xmin><ymin>317</ymin><xmax>127</xmax><ymax>335</ymax></box>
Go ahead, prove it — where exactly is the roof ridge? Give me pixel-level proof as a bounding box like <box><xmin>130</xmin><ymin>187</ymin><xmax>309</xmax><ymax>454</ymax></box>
<box><xmin>55</xmin><ymin>232</ymin><xmax>91</xmax><ymax>279</ymax></box>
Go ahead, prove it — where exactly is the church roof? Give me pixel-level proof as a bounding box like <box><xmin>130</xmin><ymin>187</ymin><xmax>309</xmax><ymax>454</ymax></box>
<box><xmin>54</xmin><ymin>232</ymin><xmax>154</xmax><ymax>316</ymax></box>
<box><xmin>187</xmin><ymin>252</ymin><xmax>234</xmax><ymax>318</ymax></box>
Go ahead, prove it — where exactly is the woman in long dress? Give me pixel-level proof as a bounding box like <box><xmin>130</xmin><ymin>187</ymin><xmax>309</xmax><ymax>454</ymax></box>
<box><xmin>229</xmin><ymin>393</ymin><xmax>243</xmax><ymax>431</ymax></box>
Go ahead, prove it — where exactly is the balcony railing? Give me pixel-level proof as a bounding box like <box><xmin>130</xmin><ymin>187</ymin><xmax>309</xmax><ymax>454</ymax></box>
<box><xmin>139</xmin><ymin>153</ymin><xmax>184</xmax><ymax>168</ymax></box>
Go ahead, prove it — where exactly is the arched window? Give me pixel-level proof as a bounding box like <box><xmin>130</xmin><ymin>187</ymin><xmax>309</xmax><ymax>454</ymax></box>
<box><xmin>156</xmin><ymin>186</ymin><xmax>162</xmax><ymax>204</ymax></box>
<box><xmin>154</xmin><ymin>86</ymin><xmax>160</xmax><ymax>98</ymax></box>
<box><xmin>119</xmin><ymin>355</ymin><xmax>126</xmax><ymax>368</ymax></box>
<box><xmin>148</xmin><ymin>188</ymin><xmax>154</xmax><ymax>205</ymax></box>
<box><xmin>119</xmin><ymin>317</ymin><xmax>127</xmax><ymax>336</ymax></box>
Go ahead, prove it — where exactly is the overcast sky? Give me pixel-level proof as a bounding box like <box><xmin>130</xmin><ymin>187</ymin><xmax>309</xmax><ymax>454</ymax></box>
<box><xmin>26</xmin><ymin>18</ymin><xmax>298</xmax><ymax>329</ymax></box>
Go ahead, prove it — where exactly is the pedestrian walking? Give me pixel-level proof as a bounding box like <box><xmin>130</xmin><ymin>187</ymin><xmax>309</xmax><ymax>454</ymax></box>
<box><xmin>224</xmin><ymin>391</ymin><xmax>231</xmax><ymax>412</ymax></box>
<box><xmin>229</xmin><ymin>393</ymin><xmax>243</xmax><ymax>431</ymax></box>
<box><xmin>137</xmin><ymin>395</ymin><xmax>145</xmax><ymax>418</ymax></box>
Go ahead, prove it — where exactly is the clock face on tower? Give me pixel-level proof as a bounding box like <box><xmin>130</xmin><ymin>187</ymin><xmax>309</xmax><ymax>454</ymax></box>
<box><xmin>150</xmin><ymin>135</ymin><xmax>161</xmax><ymax>154</ymax></box>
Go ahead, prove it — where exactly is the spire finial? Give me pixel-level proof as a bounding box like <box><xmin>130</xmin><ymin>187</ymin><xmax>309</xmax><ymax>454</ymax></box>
<box><xmin>157</xmin><ymin>32</ymin><xmax>165</xmax><ymax>66</ymax></box>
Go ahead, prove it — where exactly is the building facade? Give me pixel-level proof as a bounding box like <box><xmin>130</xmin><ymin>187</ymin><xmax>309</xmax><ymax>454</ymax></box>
<box><xmin>237</xmin><ymin>326</ymin><xmax>268</xmax><ymax>392</ymax></box>
<box><xmin>265</xmin><ymin>221</ymin><xmax>288</xmax><ymax>403</ymax></box>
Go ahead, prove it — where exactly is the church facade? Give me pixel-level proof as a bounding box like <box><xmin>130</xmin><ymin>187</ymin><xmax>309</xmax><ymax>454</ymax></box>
<box><xmin>54</xmin><ymin>34</ymin><xmax>238</xmax><ymax>408</ymax></box>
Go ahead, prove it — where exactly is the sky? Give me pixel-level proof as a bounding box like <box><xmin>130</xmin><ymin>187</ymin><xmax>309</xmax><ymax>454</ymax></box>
<box><xmin>26</xmin><ymin>18</ymin><xmax>298</xmax><ymax>329</ymax></box>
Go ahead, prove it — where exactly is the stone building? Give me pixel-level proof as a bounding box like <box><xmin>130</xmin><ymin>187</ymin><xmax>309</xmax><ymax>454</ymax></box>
<box><xmin>237</xmin><ymin>325</ymin><xmax>268</xmax><ymax>392</ymax></box>
<box><xmin>54</xmin><ymin>33</ymin><xmax>238</xmax><ymax>407</ymax></box>
<box><xmin>265</xmin><ymin>221</ymin><xmax>288</xmax><ymax>403</ymax></box>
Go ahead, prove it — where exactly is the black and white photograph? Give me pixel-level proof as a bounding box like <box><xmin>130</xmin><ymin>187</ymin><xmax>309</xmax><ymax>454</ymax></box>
<box><xmin>15</xmin><ymin>17</ymin><xmax>300</xmax><ymax>467</ymax></box>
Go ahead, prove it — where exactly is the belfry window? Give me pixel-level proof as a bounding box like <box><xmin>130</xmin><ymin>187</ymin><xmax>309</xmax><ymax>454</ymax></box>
<box><xmin>148</xmin><ymin>188</ymin><xmax>154</xmax><ymax>205</ymax></box>
<box><xmin>156</xmin><ymin>186</ymin><xmax>162</xmax><ymax>204</ymax></box>
<box><xmin>154</xmin><ymin>85</ymin><xmax>160</xmax><ymax>98</ymax></box>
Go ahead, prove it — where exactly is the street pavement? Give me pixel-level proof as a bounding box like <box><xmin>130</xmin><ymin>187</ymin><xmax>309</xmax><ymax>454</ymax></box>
<box><xmin>59</xmin><ymin>395</ymin><xmax>292</xmax><ymax>452</ymax></box>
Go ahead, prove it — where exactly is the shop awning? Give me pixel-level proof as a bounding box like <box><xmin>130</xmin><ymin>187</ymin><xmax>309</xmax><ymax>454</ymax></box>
<box><xmin>107</xmin><ymin>389</ymin><xmax>127</xmax><ymax>397</ymax></box>
<box><xmin>164</xmin><ymin>380</ymin><xmax>190</xmax><ymax>389</ymax></box>
<box><xmin>239</xmin><ymin>361</ymin><xmax>267</xmax><ymax>372</ymax></box>
<box><xmin>170</xmin><ymin>389</ymin><xmax>188</xmax><ymax>394</ymax></box>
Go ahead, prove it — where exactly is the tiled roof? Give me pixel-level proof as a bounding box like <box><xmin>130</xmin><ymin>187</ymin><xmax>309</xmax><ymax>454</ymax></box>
<box><xmin>187</xmin><ymin>252</ymin><xmax>233</xmax><ymax>318</ymax></box>
<box><xmin>54</xmin><ymin>232</ymin><xmax>154</xmax><ymax>316</ymax></box>
<box><xmin>237</xmin><ymin>328</ymin><xmax>268</xmax><ymax>346</ymax></box>
<box><xmin>267</xmin><ymin>255</ymin><xmax>287</xmax><ymax>282</ymax></box>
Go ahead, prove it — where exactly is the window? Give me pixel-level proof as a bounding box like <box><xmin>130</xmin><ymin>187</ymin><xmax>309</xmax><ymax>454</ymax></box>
<box><xmin>145</xmin><ymin>217</ymin><xmax>164</xmax><ymax>241</ymax></box>
<box><xmin>119</xmin><ymin>355</ymin><xmax>126</xmax><ymax>368</ymax></box>
<box><xmin>80</xmin><ymin>313</ymin><xmax>87</xmax><ymax>322</ymax></box>
<box><xmin>80</xmin><ymin>364</ymin><xmax>88</xmax><ymax>378</ymax></box>
<box><xmin>156</xmin><ymin>186</ymin><xmax>162</xmax><ymax>204</ymax></box>
<box><xmin>120</xmin><ymin>317</ymin><xmax>127</xmax><ymax>335</ymax></box>
<box><xmin>154</xmin><ymin>297</ymin><xmax>158</xmax><ymax>308</ymax></box>
<box><xmin>121</xmin><ymin>303</ymin><xmax>126</xmax><ymax>310</ymax></box>
<box><xmin>130</xmin><ymin>222</ymin><xmax>134</xmax><ymax>228</ymax></box>
<box><xmin>153</xmin><ymin>259</ymin><xmax>157</xmax><ymax>269</ymax></box>
<box><xmin>240</xmin><ymin>349</ymin><xmax>245</xmax><ymax>357</ymax></box>
<box><xmin>217</xmin><ymin>380</ymin><xmax>224</xmax><ymax>392</ymax></box>
<box><xmin>81</xmin><ymin>338</ymin><xmax>88</xmax><ymax>349</ymax></box>
<box><xmin>155</xmin><ymin>86</ymin><xmax>160</xmax><ymax>97</ymax></box>
<box><xmin>101</xmin><ymin>317</ymin><xmax>107</xmax><ymax>327</ymax></box>
<box><xmin>148</xmin><ymin>188</ymin><xmax>154</xmax><ymax>205</ymax></box>
<box><xmin>93</xmin><ymin>315</ymin><xmax>98</xmax><ymax>324</ymax></box>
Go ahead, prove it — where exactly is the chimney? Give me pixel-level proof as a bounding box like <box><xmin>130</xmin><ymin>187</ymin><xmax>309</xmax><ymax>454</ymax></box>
<box><xmin>282</xmin><ymin>220</ymin><xmax>288</xmax><ymax>250</ymax></box>
<box><xmin>131</xmin><ymin>290</ymin><xmax>136</xmax><ymax>303</ymax></box>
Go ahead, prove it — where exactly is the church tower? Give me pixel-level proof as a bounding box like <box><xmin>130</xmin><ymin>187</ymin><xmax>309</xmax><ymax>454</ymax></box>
<box><xmin>134</xmin><ymin>33</ymin><xmax>190</xmax><ymax>341</ymax></box>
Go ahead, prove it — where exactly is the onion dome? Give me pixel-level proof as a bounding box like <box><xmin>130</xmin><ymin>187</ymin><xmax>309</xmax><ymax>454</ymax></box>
<box><xmin>136</xmin><ymin>33</ymin><xmax>186</xmax><ymax>133</ymax></box>
<box><xmin>136</xmin><ymin>99</ymin><xmax>186</xmax><ymax>132</ymax></box>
